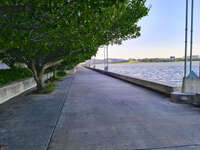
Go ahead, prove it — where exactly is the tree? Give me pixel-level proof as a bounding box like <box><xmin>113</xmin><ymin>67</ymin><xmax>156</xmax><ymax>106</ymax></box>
<box><xmin>0</xmin><ymin>0</ymin><xmax>149</xmax><ymax>91</ymax></box>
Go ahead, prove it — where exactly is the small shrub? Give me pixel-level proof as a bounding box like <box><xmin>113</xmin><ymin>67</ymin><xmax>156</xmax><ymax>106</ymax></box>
<box><xmin>39</xmin><ymin>82</ymin><xmax>56</xmax><ymax>94</ymax></box>
<box><xmin>0</xmin><ymin>67</ymin><xmax>32</xmax><ymax>86</ymax></box>
<box><xmin>45</xmin><ymin>77</ymin><xmax>62</xmax><ymax>83</ymax></box>
<box><xmin>56</xmin><ymin>71</ymin><xmax>66</xmax><ymax>77</ymax></box>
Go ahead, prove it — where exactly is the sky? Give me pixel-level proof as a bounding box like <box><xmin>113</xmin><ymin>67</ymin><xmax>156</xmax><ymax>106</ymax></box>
<box><xmin>96</xmin><ymin>0</ymin><xmax>200</xmax><ymax>59</ymax></box>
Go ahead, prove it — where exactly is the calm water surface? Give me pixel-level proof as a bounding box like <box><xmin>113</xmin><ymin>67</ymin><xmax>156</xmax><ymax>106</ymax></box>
<box><xmin>96</xmin><ymin>62</ymin><xmax>200</xmax><ymax>86</ymax></box>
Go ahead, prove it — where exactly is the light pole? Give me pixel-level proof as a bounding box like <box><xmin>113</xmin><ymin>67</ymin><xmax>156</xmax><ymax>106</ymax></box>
<box><xmin>189</xmin><ymin>0</ymin><xmax>194</xmax><ymax>74</ymax></box>
<box><xmin>186</xmin><ymin>0</ymin><xmax>198</xmax><ymax>78</ymax></box>
<box><xmin>184</xmin><ymin>0</ymin><xmax>189</xmax><ymax>77</ymax></box>
<box><xmin>93</xmin><ymin>56</ymin><xmax>96</xmax><ymax>68</ymax></box>
<box><xmin>104</xmin><ymin>46</ymin><xmax>106</xmax><ymax>70</ymax></box>
<box><xmin>199</xmin><ymin>61</ymin><xmax>200</xmax><ymax>77</ymax></box>
<box><xmin>104</xmin><ymin>46</ymin><xmax>108</xmax><ymax>71</ymax></box>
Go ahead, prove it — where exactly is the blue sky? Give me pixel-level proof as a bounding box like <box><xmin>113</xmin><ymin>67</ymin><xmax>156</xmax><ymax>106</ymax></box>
<box><xmin>96</xmin><ymin>0</ymin><xmax>200</xmax><ymax>59</ymax></box>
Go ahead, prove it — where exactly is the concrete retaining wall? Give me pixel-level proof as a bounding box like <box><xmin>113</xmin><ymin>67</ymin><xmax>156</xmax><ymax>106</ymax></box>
<box><xmin>182</xmin><ymin>77</ymin><xmax>200</xmax><ymax>94</ymax></box>
<box><xmin>0</xmin><ymin>73</ymin><xmax>53</xmax><ymax>104</ymax></box>
<box><xmin>86</xmin><ymin>67</ymin><xmax>179</xmax><ymax>95</ymax></box>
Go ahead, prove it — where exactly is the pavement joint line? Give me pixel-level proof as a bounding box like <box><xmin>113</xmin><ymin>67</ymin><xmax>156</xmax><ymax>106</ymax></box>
<box><xmin>134</xmin><ymin>144</ymin><xmax>200</xmax><ymax>150</ymax></box>
<box><xmin>45</xmin><ymin>75</ymin><xmax>75</xmax><ymax>150</ymax></box>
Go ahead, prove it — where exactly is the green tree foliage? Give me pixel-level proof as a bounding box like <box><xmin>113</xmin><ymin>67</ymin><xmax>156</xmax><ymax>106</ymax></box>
<box><xmin>0</xmin><ymin>0</ymin><xmax>149</xmax><ymax>91</ymax></box>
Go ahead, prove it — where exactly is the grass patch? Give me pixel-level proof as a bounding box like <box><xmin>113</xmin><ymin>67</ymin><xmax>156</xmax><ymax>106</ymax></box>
<box><xmin>0</xmin><ymin>67</ymin><xmax>32</xmax><ymax>86</ymax></box>
<box><xmin>56</xmin><ymin>71</ymin><xmax>67</xmax><ymax>77</ymax></box>
<box><xmin>39</xmin><ymin>82</ymin><xmax>56</xmax><ymax>94</ymax></box>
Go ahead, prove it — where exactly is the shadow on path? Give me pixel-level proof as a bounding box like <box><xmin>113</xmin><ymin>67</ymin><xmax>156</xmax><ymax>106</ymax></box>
<box><xmin>0</xmin><ymin>75</ymin><xmax>74</xmax><ymax>150</ymax></box>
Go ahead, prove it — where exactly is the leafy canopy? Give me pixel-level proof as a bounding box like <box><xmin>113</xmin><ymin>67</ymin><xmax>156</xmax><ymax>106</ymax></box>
<box><xmin>0</xmin><ymin>0</ymin><xmax>149</xmax><ymax>89</ymax></box>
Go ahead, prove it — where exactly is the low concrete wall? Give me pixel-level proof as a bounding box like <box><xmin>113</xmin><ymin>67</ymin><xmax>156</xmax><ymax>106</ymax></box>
<box><xmin>66</xmin><ymin>68</ymin><xmax>77</xmax><ymax>74</ymax></box>
<box><xmin>171</xmin><ymin>92</ymin><xmax>200</xmax><ymax>107</ymax></box>
<box><xmin>0</xmin><ymin>73</ymin><xmax>53</xmax><ymax>104</ymax></box>
<box><xmin>86</xmin><ymin>67</ymin><xmax>179</xmax><ymax>95</ymax></box>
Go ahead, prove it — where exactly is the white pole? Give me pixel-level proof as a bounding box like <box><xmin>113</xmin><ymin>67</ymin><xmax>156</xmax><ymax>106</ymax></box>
<box><xmin>94</xmin><ymin>56</ymin><xmax>95</xmax><ymax>68</ymax></box>
<box><xmin>199</xmin><ymin>60</ymin><xmax>200</xmax><ymax>77</ymax></box>
<box><xmin>107</xmin><ymin>45</ymin><xmax>108</xmax><ymax>71</ymax></box>
<box><xmin>104</xmin><ymin>47</ymin><xmax>105</xmax><ymax>70</ymax></box>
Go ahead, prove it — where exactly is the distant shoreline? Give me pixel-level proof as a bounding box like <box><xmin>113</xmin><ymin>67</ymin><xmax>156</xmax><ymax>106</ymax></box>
<box><xmin>91</xmin><ymin>60</ymin><xmax>200</xmax><ymax>65</ymax></box>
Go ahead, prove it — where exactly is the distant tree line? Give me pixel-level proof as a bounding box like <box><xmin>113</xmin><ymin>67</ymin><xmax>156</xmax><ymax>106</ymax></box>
<box><xmin>137</xmin><ymin>58</ymin><xmax>200</xmax><ymax>63</ymax></box>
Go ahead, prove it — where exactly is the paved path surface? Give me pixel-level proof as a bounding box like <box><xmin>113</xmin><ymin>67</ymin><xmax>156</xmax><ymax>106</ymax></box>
<box><xmin>0</xmin><ymin>75</ymin><xmax>73</xmax><ymax>150</ymax></box>
<box><xmin>48</xmin><ymin>67</ymin><xmax>200</xmax><ymax>150</ymax></box>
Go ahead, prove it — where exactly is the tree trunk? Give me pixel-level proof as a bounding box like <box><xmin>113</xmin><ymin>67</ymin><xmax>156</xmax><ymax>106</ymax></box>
<box><xmin>28</xmin><ymin>59</ymin><xmax>63</xmax><ymax>92</ymax></box>
<box><xmin>32</xmin><ymin>71</ymin><xmax>44</xmax><ymax>91</ymax></box>
<box><xmin>53</xmin><ymin>66</ymin><xmax>57</xmax><ymax>78</ymax></box>
<box><xmin>35</xmin><ymin>75</ymin><xmax>44</xmax><ymax>91</ymax></box>
<box><xmin>31</xmin><ymin>61</ymin><xmax>45</xmax><ymax>92</ymax></box>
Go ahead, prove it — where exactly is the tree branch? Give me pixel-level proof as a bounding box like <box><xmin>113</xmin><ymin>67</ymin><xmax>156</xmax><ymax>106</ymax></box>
<box><xmin>43</xmin><ymin>59</ymin><xmax>64</xmax><ymax>70</ymax></box>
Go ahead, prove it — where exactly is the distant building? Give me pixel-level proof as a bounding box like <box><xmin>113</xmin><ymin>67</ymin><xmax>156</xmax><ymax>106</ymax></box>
<box><xmin>170</xmin><ymin>56</ymin><xmax>176</xmax><ymax>60</ymax></box>
<box><xmin>128</xmin><ymin>58</ymin><xmax>136</xmax><ymax>61</ymax></box>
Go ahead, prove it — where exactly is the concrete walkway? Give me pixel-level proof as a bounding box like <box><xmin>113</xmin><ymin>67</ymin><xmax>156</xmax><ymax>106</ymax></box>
<box><xmin>0</xmin><ymin>75</ymin><xmax>73</xmax><ymax>150</ymax></box>
<box><xmin>48</xmin><ymin>67</ymin><xmax>200</xmax><ymax>150</ymax></box>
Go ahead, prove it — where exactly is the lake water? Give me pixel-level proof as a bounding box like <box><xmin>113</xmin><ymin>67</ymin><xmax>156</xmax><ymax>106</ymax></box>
<box><xmin>1</xmin><ymin>62</ymin><xmax>200</xmax><ymax>86</ymax></box>
<box><xmin>0</xmin><ymin>64</ymin><xmax>9</xmax><ymax>69</ymax></box>
<box><xmin>96</xmin><ymin>62</ymin><xmax>200</xmax><ymax>86</ymax></box>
